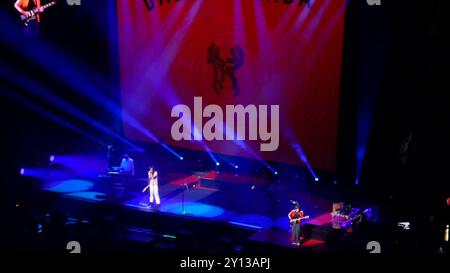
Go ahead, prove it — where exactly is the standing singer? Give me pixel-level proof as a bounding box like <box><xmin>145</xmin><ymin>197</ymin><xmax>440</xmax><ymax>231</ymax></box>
<box><xmin>143</xmin><ymin>166</ymin><xmax>160</xmax><ymax>208</ymax></box>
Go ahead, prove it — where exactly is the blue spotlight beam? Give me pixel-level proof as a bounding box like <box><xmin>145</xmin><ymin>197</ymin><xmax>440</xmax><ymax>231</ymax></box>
<box><xmin>0</xmin><ymin>9</ymin><xmax>150</xmax><ymax>151</ymax></box>
<box><xmin>0</xmin><ymin>6</ymin><xmax>195</xmax><ymax>163</ymax></box>
<box><xmin>217</xmin><ymin>154</ymin><xmax>238</xmax><ymax>169</ymax></box>
<box><xmin>1</xmin><ymin>88</ymin><xmax>108</xmax><ymax>147</ymax></box>
<box><xmin>160</xmin><ymin>142</ymin><xmax>183</xmax><ymax>160</ymax></box>
<box><xmin>292</xmin><ymin>143</ymin><xmax>318</xmax><ymax>181</ymax></box>
<box><xmin>0</xmin><ymin>66</ymin><xmax>141</xmax><ymax>151</ymax></box>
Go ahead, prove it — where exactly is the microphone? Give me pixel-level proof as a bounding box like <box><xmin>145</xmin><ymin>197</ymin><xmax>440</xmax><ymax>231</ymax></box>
<box><xmin>290</xmin><ymin>200</ymin><xmax>298</xmax><ymax>205</ymax></box>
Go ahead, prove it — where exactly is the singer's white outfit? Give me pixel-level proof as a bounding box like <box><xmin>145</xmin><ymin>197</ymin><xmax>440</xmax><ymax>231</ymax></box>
<box><xmin>148</xmin><ymin>171</ymin><xmax>160</xmax><ymax>205</ymax></box>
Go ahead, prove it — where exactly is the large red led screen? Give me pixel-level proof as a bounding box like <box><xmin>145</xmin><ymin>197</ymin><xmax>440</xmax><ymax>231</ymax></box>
<box><xmin>117</xmin><ymin>0</ymin><xmax>345</xmax><ymax>171</ymax></box>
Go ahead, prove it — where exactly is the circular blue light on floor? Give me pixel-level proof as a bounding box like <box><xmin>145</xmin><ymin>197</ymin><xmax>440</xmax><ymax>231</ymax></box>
<box><xmin>65</xmin><ymin>191</ymin><xmax>106</xmax><ymax>202</ymax></box>
<box><xmin>161</xmin><ymin>202</ymin><xmax>224</xmax><ymax>218</ymax></box>
<box><xmin>45</xmin><ymin>179</ymin><xmax>94</xmax><ymax>193</ymax></box>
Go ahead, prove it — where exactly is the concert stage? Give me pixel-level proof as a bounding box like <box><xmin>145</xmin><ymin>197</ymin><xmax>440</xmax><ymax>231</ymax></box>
<box><xmin>20</xmin><ymin>153</ymin><xmax>370</xmax><ymax>253</ymax></box>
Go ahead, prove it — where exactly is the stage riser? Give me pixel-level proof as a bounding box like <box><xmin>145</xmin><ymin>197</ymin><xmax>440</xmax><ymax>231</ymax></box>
<box><xmin>302</xmin><ymin>224</ymin><xmax>345</xmax><ymax>242</ymax></box>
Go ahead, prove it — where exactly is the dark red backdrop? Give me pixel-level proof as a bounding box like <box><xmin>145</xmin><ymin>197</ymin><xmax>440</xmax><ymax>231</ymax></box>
<box><xmin>117</xmin><ymin>0</ymin><xmax>345</xmax><ymax>171</ymax></box>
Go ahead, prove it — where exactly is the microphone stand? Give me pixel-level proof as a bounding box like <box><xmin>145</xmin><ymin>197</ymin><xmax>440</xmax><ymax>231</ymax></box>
<box><xmin>181</xmin><ymin>183</ymin><xmax>194</xmax><ymax>216</ymax></box>
<box><xmin>182</xmin><ymin>183</ymin><xmax>187</xmax><ymax>214</ymax></box>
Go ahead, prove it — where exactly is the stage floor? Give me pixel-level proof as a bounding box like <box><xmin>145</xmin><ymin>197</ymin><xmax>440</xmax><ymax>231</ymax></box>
<box><xmin>34</xmin><ymin>167</ymin><xmax>339</xmax><ymax>250</ymax></box>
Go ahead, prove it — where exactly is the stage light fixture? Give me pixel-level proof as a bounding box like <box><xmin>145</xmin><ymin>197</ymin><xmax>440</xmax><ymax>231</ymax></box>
<box><xmin>180</xmin><ymin>157</ymin><xmax>184</xmax><ymax>160</ymax></box>
<box><xmin>274</xmin><ymin>171</ymin><xmax>278</xmax><ymax>175</ymax></box>
<box><xmin>216</xmin><ymin>162</ymin><xmax>220</xmax><ymax>166</ymax></box>
<box><xmin>315</xmin><ymin>177</ymin><xmax>319</xmax><ymax>182</ymax></box>
<box><xmin>235</xmin><ymin>165</ymin><xmax>239</xmax><ymax>169</ymax></box>
<box><xmin>20</xmin><ymin>168</ymin><xmax>25</xmax><ymax>175</ymax></box>
<box><xmin>49</xmin><ymin>155</ymin><xmax>55</xmax><ymax>162</ymax></box>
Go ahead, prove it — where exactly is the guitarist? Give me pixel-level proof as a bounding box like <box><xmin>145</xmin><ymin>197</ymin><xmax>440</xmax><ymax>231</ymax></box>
<box><xmin>14</xmin><ymin>0</ymin><xmax>43</xmax><ymax>35</ymax></box>
<box><xmin>288</xmin><ymin>203</ymin><xmax>305</xmax><ymax>246</ymax></box>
